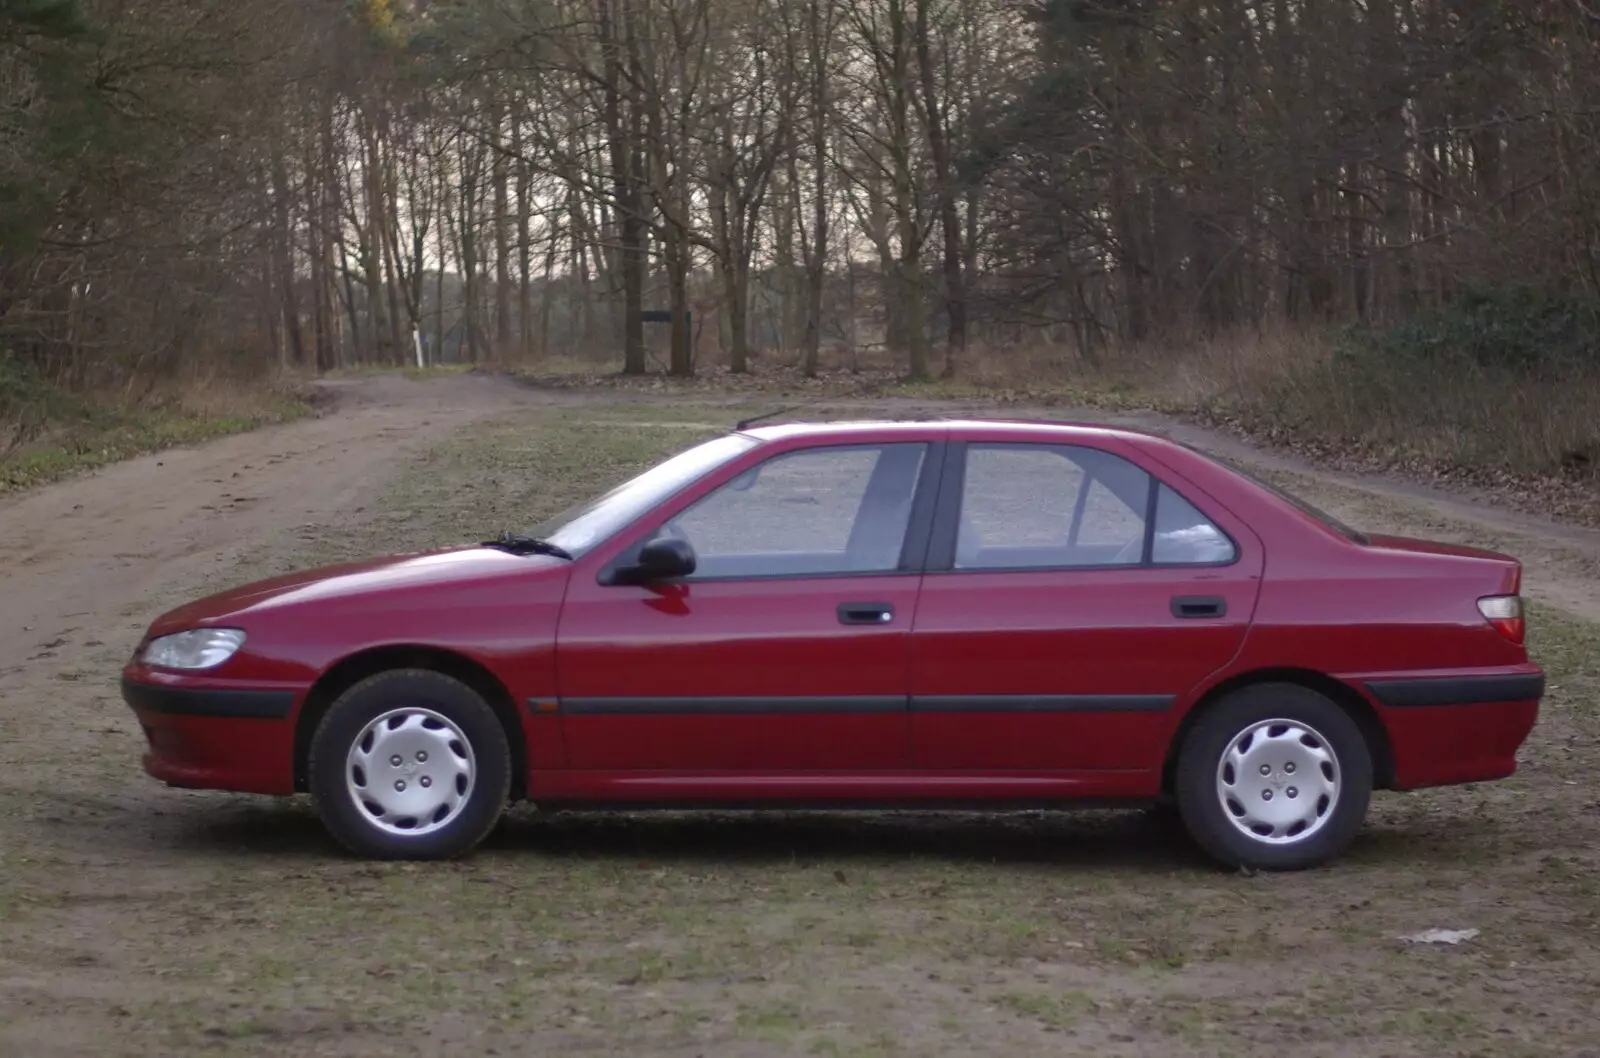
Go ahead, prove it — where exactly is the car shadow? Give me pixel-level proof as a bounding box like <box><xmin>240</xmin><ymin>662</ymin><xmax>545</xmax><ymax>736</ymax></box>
<box><xmin>487</xmin><ymin>806</ymin><xmax>1219</xmax><ymax>872</ymax></box>
<box><xmin>41</xmin><ymin>789</ymin><xmax>1517</xmax><ymax>876</ymax></box>
<box><xmin>154</xmin><ymin>800</ymin><xmax>1217</xmax><ymax>871</ymax></box>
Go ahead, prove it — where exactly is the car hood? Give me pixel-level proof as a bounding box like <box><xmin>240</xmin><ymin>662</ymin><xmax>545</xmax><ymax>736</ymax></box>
<box><xmin>146</xmin><ymin>546</ymin><xmax>567</xmax><ymax>636</ymax></box>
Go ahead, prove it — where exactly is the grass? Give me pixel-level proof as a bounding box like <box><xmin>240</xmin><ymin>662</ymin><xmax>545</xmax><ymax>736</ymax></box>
<box><xmin>5</xmin><ymin>402</ymin><xmax>1600</xmax><ymax>1056</ymax></box>
<box><xmin>995</xmin><ymin>990</ymin><xmax>1093</xmax><ymax>1030</ymax></box>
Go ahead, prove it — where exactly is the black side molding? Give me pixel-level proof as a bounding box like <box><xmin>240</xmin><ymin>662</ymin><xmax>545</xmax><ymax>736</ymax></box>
<box><xmin>122</xmin><ymin>677</ymin><xmax>295</xmax><ymax>720</ymax></box>
<box><xmin>560</xmin><ymin>696</ymin><xmax>908</xmax><ymax>715</ymax></box>
<box><xmin>911</xmin><ymin>694</ymin><xmax>1174</xmax><ymax>713</ymax></box>
<box><xmin>1364</xmin><ymin>673</ymin><xmax>1545</xmax><ymax>708</ymax></box>
<box><xmin>555</xmin><ymin>694</ymin><xmax>1176</xmax><ymax>715</ymax></box>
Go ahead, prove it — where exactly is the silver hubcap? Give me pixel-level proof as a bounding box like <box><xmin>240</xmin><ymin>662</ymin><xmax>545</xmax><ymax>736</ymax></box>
<box><xmin>346</xmin><ymin>708</ymin><xmax>475</xmax><ymax>836</ymax></box>
<box><xmin>1216</xmin><ymin>718</ymin><xmax>1340</xmax><ymax>844</ymax></box>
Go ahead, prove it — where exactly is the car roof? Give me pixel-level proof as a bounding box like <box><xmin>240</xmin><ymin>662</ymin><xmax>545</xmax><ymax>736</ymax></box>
<box><xmin>736</xmin><ymin>418</ymin><xmax>1169</xmax><ymax>446</ymax></box>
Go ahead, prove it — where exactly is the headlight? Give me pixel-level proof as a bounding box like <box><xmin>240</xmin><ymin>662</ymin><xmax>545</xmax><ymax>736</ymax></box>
<box><xmin>141</xmin><ymin>628</ymin><xmax>247</xmax><ymax>670</ymax></box>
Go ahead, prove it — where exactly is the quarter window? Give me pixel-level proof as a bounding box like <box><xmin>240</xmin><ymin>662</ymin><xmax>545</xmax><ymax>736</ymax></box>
<box><xmin>1152</xmin><ymin>484</ymin><xmax>1237</xmax><ymax>564</ymax></box>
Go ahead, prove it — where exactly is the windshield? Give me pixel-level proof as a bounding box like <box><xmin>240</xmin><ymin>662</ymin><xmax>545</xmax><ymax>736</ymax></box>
<box><xmin>527</xmin><ymin>433</ymin><xmax>760</xmax><ymax>557</ymax></box>
<box><xmin>1182</xmin><ymin>444</ymin><xmax>1369</xmax><ymax>545</ymax></box>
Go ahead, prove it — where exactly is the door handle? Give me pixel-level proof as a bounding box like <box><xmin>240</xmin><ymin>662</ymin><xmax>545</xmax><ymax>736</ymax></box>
<box><xmin>838</xmin><ymin>602</ymin><xmax>894</xmax><ymax>625</ymax></box>
<box><xmin>1172</xmin><ymin>595</ymin><xmax>1227</xmax><ymax>619</ymax></box>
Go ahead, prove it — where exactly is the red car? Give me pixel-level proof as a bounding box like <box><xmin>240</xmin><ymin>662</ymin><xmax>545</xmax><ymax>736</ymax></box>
<box><xmin>121</xmin><ymin>419</ymin><xmax>1542</xmax><ymax>870</ymax></box>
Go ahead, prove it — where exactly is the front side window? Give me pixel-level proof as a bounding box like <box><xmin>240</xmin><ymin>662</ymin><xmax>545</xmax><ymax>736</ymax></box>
<box><xmin>665</xmin><ymin>443</ymin><xmax>927</xmax><ymax>578</ymax></box>
<box><xmin>530</xmin><ymin>433</ymin><xmax>760</xmax><ymax>557</ymax></box>
<box><xmin>954</xmin><ymin>444</ymin><xmax>1232</xmax><ymax>570</ymax></box>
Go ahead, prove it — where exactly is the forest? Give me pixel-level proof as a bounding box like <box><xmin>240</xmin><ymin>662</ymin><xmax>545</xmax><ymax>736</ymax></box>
<box><xmin>3</xmin><ymin>0</ymin><xmax>1600</xmax><ymax>397</ymax></box>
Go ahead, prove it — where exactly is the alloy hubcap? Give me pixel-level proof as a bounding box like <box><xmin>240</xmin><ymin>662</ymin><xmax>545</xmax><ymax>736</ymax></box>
<box><xmin>346</xmin><ymin>708</ymin><xmax>475</xmax><ymax>836</ymax></box>
<box><xmin>1216</xmin><ymin>718</ymin><xmax>1340</xmax><ymax>844</ymax></box>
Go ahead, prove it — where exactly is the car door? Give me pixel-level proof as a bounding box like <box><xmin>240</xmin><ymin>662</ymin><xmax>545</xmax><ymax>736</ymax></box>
<box><xmin>908</xmin><ymin>439</ymin><xmax>1263</xmax><ymax>774</ymax></box>
<box><xmin>555</xmin><ymin>439</ymin><xmax>942</xmax><ymax>773</ymax></box>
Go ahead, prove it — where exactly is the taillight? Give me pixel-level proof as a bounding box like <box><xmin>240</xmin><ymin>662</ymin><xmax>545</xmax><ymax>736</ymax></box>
<box><xmin>1478</xmin><ymin>595</ymin><xmax>1525</xmax><ymax>645</ymax></box>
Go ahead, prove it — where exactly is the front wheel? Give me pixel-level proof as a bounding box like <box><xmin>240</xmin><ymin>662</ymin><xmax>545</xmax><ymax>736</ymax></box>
<box><xmin>1174</xmin><ymin>684</ymin><xmax>1373</xmax><ymax>871</ymax></box>
<box><xmin>308</xmin><ymin>669</ymin><xmax>511</xmax><ymax>860</ymax></box>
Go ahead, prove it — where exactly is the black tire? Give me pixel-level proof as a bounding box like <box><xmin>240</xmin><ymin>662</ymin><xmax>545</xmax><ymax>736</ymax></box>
<box><xmin>308</xmin><ymin>669</ymin><xmax>511</xmax><ymax>860</ymax></box>
<box><xmin>1174</xmin><ymin>683</ymin><xmax>1373</xmax><ymax>871</ymax></box>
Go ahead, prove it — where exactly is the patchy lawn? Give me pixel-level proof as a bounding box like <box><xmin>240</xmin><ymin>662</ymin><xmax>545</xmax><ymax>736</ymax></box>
<box><xmin>2</xmin><ymin>401</ymin><xmax>1597</xmax><ymax>1057</ymax></box>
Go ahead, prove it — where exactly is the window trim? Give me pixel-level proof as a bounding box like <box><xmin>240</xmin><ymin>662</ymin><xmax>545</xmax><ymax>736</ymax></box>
<box><xmin>924</xmin><ymin>441</ymin><xmax>1242</xmax><ymax>575</ymax></box>
<box><xmin>597</xmin><ymin>440</ymin><xmax>947</xmax><ymax>585</ymax></box>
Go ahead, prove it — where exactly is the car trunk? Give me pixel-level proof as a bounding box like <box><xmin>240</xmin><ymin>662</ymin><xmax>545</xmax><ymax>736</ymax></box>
<box><xmin>1360</xmin><ymin>533</ymin><xmax>1521</xmax><ymax>565</ymax></box>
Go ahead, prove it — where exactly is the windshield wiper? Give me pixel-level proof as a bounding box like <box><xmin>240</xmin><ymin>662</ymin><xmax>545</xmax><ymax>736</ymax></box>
<box><xmin>480</xmin><ymin>532</ymin><xmax>573</xmax><ymax>560</ymax></box>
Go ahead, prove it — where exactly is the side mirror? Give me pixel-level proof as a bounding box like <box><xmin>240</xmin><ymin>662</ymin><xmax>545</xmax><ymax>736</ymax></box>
<box><xmin>615</xmin><ymin>536</ymin><xmax>696</xmax><ymax>585</ymax></box>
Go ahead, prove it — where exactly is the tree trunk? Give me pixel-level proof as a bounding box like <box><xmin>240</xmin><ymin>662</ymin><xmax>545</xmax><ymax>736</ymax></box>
<box><xmin>491</xmin><ymin>89</ymin><xmax>513</xmax><ymax>358</ymax></box>
<box><xmin>800</xmin><ymin>0</ymin><xmax>834</xmax><ymax>378</ymax></box>
<box><xmin>268</xmin><ymin>137</ymin><xmax>305</xmax><ymax>367</ymax></box>
<box><xmin>668</xmin><ymin>230</ymin><xmax>692</xmax><ymax>377</ymax></box>
<box><xmin>913</xmin><ymin>0</ymin><xmax>966</xmax><ymax>378</ymax></box>
<box><xmin>599</xmin><ymin>0</ymin><xmax>647</xmax><ymax>374</ymax></box>
<box><xmin>513</xmin><ymin>102</ymin><xmax>532</xmax><ymax>360</ymax></box>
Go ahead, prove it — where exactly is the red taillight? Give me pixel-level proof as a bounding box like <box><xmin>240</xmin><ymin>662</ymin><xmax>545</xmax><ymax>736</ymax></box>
<box><xmin>1478</xmin><ymin>595</ymin><xmax>1525</xmax><ymax>645</ymax></box>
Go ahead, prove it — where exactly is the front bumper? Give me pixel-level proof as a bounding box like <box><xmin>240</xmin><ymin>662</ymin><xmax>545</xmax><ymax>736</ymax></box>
<box><xmin>121</xmin><ymin>672</ymin><xmax>302</xmax><ymax>795</ymax></box>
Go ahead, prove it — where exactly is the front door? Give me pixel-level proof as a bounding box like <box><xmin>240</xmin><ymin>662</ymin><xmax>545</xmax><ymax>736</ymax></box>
<box><xmin>556</xmin><ymin>440</ymin><xmax>940</xmax><ymax>773</ymax></box>
<box><xmin>909</xmin><ymin>439</ymin><xmax>1263</xmax><ymax>777</ymax></box>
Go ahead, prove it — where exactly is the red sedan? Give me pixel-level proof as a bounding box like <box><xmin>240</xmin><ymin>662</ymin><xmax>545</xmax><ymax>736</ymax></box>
<box><xmin>121</xmin><ymin>419</ymin><xmax>1543</xmax><ymax>870</ymax></box>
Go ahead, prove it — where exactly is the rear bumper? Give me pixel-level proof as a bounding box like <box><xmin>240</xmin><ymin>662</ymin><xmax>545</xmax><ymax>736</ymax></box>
<box><xmin>1364</xmin><ymin>672</ymin><xmax>1545</xmax><ymax>709</ymax></box>
<box><xmin>1358</xmin><ymin>669</ymin><xmax>1543</xmax><ymax>790</ymax></box>
<box><xmin>121</xmin><ymin>673</ymin><xmax>301</xmax><ymax>795</ymax></box>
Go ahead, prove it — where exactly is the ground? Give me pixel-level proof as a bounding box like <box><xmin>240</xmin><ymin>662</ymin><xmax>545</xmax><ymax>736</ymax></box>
<box><xmin>2</xmin><ymin>372</ymin><xmax>1598</xmax><ymax>1057</ymax></box>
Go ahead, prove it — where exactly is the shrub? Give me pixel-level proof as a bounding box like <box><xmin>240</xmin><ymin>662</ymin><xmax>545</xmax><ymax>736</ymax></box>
<box><xmin>1332</xmin><ymin>286</ymin><xmax>1600</xmax><ymax>377</ymax></box>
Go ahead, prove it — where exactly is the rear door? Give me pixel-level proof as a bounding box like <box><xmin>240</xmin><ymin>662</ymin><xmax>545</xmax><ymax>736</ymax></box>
<box><xmin>908</xmin><ymin>439</ymin><xmax>1263</xmax><ymax>774</ymax></box>
<box><xmin>556</xmin><ymin>440</ymin><xmax>942</xmax><ymax>773</ymax></box>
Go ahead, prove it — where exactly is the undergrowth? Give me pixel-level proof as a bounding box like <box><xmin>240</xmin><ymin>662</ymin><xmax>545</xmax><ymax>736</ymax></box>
<box><xmin>506</xmin><ymin>287</ymin><xmax>1600</xmax><ymax>485</ymax></box>
<box><xmin>1</xmin><ymin>350</ymin><xmax>312</xmax><ymax>493</ymax></box>
<box><xmin>1205</xmin><ymin>289</ymin><xmax>1600</xmax><ymax>477</ymax></box>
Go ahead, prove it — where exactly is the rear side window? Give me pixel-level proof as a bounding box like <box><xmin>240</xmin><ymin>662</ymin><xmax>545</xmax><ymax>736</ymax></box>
<box><xmin>953</xmin><ymin>443</ymin><xmax>1234</xmax><ymax>570</ymax></box>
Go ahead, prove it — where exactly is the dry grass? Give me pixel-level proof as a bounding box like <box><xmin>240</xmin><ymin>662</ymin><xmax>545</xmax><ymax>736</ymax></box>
<box><xmin>1130</xmin><ymin>326</ymin><xmax>1600</xmax><ymax>476</ymax></box>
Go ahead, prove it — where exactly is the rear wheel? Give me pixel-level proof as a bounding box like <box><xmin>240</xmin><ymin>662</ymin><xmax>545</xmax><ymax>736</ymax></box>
<box><xmin>1174</xmin><ymin>683</ymin><xmax>1372</xmax><ymax>871</ymax></box>
<box><xmin>308</xmin><ymin>669</ymin><xmax>511</xmax><ymax>860</ymax></box>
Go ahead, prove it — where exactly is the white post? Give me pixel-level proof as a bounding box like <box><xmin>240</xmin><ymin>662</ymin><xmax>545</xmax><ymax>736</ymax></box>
<box><xmin>413</xmin><ymin>327</ymin><xmax>425</xmax><ymax>369</ymax></box>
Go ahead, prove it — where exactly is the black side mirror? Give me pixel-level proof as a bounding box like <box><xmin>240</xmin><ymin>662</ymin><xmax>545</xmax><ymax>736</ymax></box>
<box><xmin>615</xmin><ymin>536</ymin><xmax>696</xmax><ymax>585</ymax></box>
